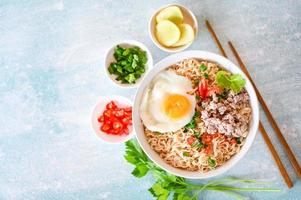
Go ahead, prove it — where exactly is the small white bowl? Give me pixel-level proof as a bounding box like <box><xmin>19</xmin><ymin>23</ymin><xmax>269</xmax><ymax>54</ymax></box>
<box><xmin>149</xmin><ymin>4</ymin><xmax>198</xmax><ymax>53</ymax></box>
<box><xmin>104</xmin><ymin>40</ymin><xmax>153</xmax><ymax>89</ymax></box>
<box><xmin>91</xmin><ymin>95</ymin><xmax>134</xmax><ymax>144</ymax></box>
<box><xmin>133</xmin><ymin>50</ymin><xmax>259</xmax><ymax>179</ymax></box>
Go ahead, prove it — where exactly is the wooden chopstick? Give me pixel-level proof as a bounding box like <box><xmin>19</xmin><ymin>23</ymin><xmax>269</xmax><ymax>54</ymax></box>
<box><xmin>205</xmin><ymin>20</ymin><xmax>227</xmax><ymax>57</ymax></box>
<box><xmin>259</xmin><ymin>123</ymin><xmax>293</xmax><ymax>188</ymax></box>
<box><xmin>228</xmin><ymin>41</ymin><xmax>301</xmax><ymax>180</ymax></box>
<box><xmin>205</xmin><ymin>20</ymin><xmax>293</xmax><ymax>188</ymax></box>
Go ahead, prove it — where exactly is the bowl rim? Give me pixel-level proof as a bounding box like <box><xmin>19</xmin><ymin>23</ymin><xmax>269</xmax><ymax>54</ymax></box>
<box><xmin>91</xmin><ymin>95</ymin><xmax>134</xmax><ymax>144</ymax></box>
<box><xmin>104</xmin><ymin>39</ymin><xmax>154</xmax><ymax>89</ymax></box>
<box><xmin>133</xmin><ymin>50</ymin><xmax>259</xmax><ymax>179</ymax></box>
<box><xmin>148</xmin><ymin>3</ymin><xmax>199</xmax><ymax>53</ymax></box>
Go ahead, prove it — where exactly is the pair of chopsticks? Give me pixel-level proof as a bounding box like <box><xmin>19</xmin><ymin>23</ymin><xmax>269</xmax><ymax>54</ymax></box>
<box><xmin>205</xmin><ymin>20</ymin><xmax>301</xmax><ymax>188</ymax></box>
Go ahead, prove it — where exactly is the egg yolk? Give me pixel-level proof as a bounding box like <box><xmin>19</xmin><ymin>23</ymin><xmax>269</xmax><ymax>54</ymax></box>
<box><xmin>163</xmin><ymin>94</ymin><xmax>191</xmax><ymax>120</ymax></box>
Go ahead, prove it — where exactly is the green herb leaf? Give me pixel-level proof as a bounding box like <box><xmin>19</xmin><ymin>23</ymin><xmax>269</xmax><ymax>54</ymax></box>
<box><xmin>149</xmin><ymin>182</ymin><xmax>170</xmax><ymax>200</ymax></box>
<box><xmin>193</xmin><ymin>131</ymin><xmax>200</xmax><ymax>138</ymax></box>
<box><xmin>236</xmin><ymin>137</ymin><xmax>241</xmax><ymax>144</ymax></box>
<box><xmin>204</xmin><ymin>73</ymin><xmax>209</xmax><ymax>79</ymax></box>
<box><xmin>108</xmin><ymin>64</ymin><xmax>115</xmax><ymax>74</ymax></box>
<box><xmin>125</xmin><ymin>73</ymin><xmax>136</xmax><ymax>83</ymax></box>
<box><xmin>192</xmin><ymin>140</ymin><xmax>204</xmax><ymax>149</ymax></box>
<box><xmin>199</xmin><ymin>64</ymin><xmax>207</xmax><ymax>71</ymax></box>
<box><xmin>185</xmin><ymin>120</ymin><xmax>196</xmax><ymax>129</ymax></box>
<box><xmin>124</xmin><ymin>139</ymin><xmax>280</xmax><ymax>200</ymax></box>
<box><xmin>217</xmin><ymin>89</ymin><xmax>228</xmax><ymax>100</ymax></box>
<box><xmin>229</xmin><ymin>74</ymin><xmax>246</xmax><ymax>93</ymax></box>
<box><xmin>109</xmin><ymin>45</ymin><xmax>147</xmax><ymax>84</ymax></box>
<box><xmin>124</xmin><ymin>64</ymin><xmax>134</xmax><ymax>72</ymax></box>
<box><xmin>216</xmin><ymin>71</ymin><xmax>246</xmax><ymax>93</ymax></box>
<box><xmin>208</xmin><ymin>157</ymin><xmax>217</xmax><ymax>168</ymax></box>
<box><xmin>216</xmin><ymin>71</ymin><xmax>231</xmax><ymax>88</ymax></box>
<box><xmin>132</xmin><ymin>59</ymin><xmax>138</xmax><ymax>68</ymax></box>
<box><xmin>173</xmin><ymin>192</ymin><xmax>195</xmax><ymax>200</ymax></box>
<box><xmin>133</xmin><ymin>54</ymin><xmax>139</xmax><ymax>61</ymax></box>
<box><xmin>123</xmin><ymin>48</ymin><xmax>130</xmax><ymax>56</ymax></box>
<box><xmin>132</xmin><ymin>164</ymin><xmax>149</xmax><ymax>178</ymax></box>
<box><xmin>184</xmin><ymin>112</ymin><xmax>199</xmax><ymax>129</ymax></box>
<box><xmin>193</xmin><ymin>79</ymin><xmax>199</xmax><ymax>86</ymax></box>
<box><xmin>183</xmin><ymin>152</ymin><xmax>190</xmax><ymax>157</ymax></box>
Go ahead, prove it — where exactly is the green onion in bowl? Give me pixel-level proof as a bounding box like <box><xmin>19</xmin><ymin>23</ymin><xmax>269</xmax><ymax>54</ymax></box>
<box><xmin>104</xmin><ymin>40</ymin><xmax>153</xmax><ymax>88</ymax></box>
<box><xmin>108</xmin><ymin>45</ymin><xmax>147</xmax><ymax>84</ymax></box>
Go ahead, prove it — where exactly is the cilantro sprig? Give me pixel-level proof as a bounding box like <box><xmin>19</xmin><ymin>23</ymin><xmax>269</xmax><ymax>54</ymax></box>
<box><xmin>124</xmin><ymin>140</ymin><xmax>280</xmax><ymax>200</ymax></box>
<box><xmin>216</xmin><ymin>71</ymin><xmax>246</xmax><ymax>93</ymax></box>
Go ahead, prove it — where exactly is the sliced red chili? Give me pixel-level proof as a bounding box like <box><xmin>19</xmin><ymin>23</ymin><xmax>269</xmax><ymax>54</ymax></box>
<box><xmin>101</xmin><ymin>124</ymin><xmax>110</xmax><ymax>132</ymax></box>
<box><xmin>187</xmin><ymin>136</ymin><xmax>196</xmax><ymax>145</ymax></box>
<box><xmin>98</xmin><ymin>101</ymin><xmax>132</xmax><ymax>136</ymax></box>
<box><xmin>103</xmin><ymin>109</ymin><xmax>113</xmax><ymax>118</ymax></box>
<box><xmin>205</xmin><ymin>145</ymin><xmax>212</xmax><ymax>155</ymax></box>
<box><xmin>230</xmin><ymin>138</ymin><xmax>237</xmax><ymax>145</ymax></box>
<box><xmin>113</xmin><ymin>121</ymin><xmax>123</xmax><ymax>130</ymax></box>
<box><xmin>98</xmin><ymin>116</ymin><xmax>104</xmax><ymax>123</ymax></box>
<box><xmin>124</xmin><ymin>107</ymin><xmax>132</xmax><ymax>112</ymax></box>
<box><xmin>114</xmin><ymin>109</ymin><xmax>125</xmax><ymax>118</ymax></box>
<box><xmin>198</xmin><ymin>78</ymin><xmax>208</xmax><ymax>98</ymax></box>
<box><xmin>122</xmin><ymin>127</ymin><xmax>129</xmax><ymax>135</ymax></box>
<box><xmin>212</xmin><ymin>133</ymin><xmax>221</xmax><ymax>138</ymax></box>
<box><xmin>202</xmin><ymin>133</ymin><xmax>213</xmax><ymax>144</ymax></box>
<box><xmin>121</xmin><ymin>117</ymin><xmax>131</xmax><ymax>125</ymax></box>
<box><xmin>207</xmin><ymin>86</ymin><xmax>222</xmax><ymax>96</ymax></box>
<box><xmin>106</xmin><ymin>101</ymin><xmax>117</xmax><ymax>110</ymax></box>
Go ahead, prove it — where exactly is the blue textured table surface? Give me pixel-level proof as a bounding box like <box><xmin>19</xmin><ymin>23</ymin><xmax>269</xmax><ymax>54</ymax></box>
<box><xmin>1</xmin><ymin>0</ymin><xmax>301</xmax><ymax>199</ymax></box>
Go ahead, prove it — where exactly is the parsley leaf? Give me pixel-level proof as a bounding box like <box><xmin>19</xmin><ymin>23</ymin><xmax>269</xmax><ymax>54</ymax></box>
<box><xmin>124</xmin><ymin>140</ymin><xmax>150</xmax><ymax>178</ymax></box>
<box><xmin>173</xmin><ymin>192</ymin><xmax>197</xmax><ymax>200</ymax></box>
<box><xmin>132</xmin><ymin>164</ymin><xmax>149</xmax><ymax>178</ymax></box>
<box><xmin>204</xmin><ymin>73</ymin><xmax>209</xmax><ymax>79</ymax></box>
<box><xmin>124</xmin><ymin>139</ymin><xmax>280</xmax><ymax>200</ymax></box>
<box><xmin>149</xmin><ymin>182</ymin><xmax>170</xmax><ymax>200</ymax></box>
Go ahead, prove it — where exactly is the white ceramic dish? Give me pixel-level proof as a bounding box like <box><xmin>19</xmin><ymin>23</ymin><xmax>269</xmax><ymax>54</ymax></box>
<box><xmin>91</xmin><ymin>95</ymin><xmax>134</xmax><ymax>144</ymax></box>
<box><xmin>104</xmin><ymin>40</ymin><xmax>153</xmax><ymax>88</ymax></box>
<box><xmin>133</xmin><ymin>50</ymin><xmax>259</xmax><ymax>179</ymax></box>
<box><xmin>149</xmin><ymin>4</ymin><xmax>198</xmax><ymax>53</ymax></box>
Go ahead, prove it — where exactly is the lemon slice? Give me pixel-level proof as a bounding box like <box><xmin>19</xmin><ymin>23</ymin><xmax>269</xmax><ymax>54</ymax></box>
<box><xmin>156</xmin><ymin>6</ymin><xmax>183</xmax><ymax>25</ymax></box>
<box><xmin>155</xmin><ymin>20</ymin><xmax>181</xmax><ymax>47</ymax></box>
<box><xmin>171</xmin><ymin>24</ymin><xmax>194</xmax><ymax>47</ymax></box>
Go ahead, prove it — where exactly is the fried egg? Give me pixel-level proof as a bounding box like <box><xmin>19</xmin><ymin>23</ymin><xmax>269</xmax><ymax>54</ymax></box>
<box><xmin>140</xmin><ymin>70</ymin><xmax>196</xmax><ymax>133</ymax></box>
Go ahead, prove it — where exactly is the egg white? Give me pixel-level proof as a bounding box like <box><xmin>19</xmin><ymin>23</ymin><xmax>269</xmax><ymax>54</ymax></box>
<box><xmin>140</xmin><ymin>70</ymin><xmax>196</xmax><ymax>133</ymax></box>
